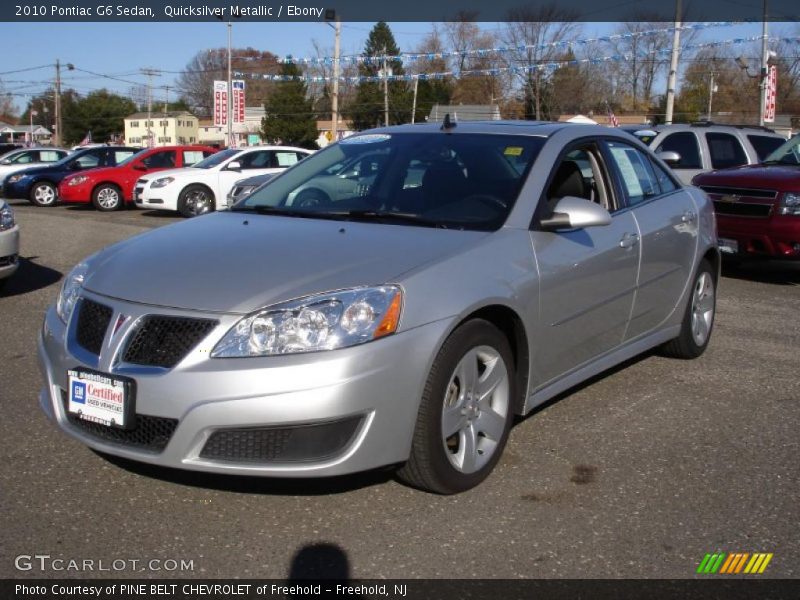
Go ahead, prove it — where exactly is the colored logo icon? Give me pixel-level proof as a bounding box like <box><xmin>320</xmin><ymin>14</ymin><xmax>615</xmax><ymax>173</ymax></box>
<box><xmin>697</xmin><ymin>553</ymin><xmax>773</xmax><ymax>574</ymax></box>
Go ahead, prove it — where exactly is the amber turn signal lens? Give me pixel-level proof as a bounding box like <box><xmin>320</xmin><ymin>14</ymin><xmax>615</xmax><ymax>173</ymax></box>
<box><xmin>373</xmin><ymin>290</ymin><xmax>402</xmax><ymax>339</ymax></box>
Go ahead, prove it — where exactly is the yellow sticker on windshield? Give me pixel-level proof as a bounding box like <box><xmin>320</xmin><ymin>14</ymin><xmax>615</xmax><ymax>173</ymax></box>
<box><xmin>504</xmin><ymin>146</ymin><xmax>523</xmax><ymax>156</ymax></box>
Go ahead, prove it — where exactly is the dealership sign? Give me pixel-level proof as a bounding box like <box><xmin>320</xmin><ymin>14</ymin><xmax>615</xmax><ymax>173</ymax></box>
<box><xmin>213</xmin><ymin>80</ymin><xmax>228</xmax><ymax>127</ymax></box>
<box><xmin>232</xmin><ymin>80</ymin><xmax>245</xmax><ymax>124</ymax></box>
<box><xmin>763</xmin><ymin>65</ymin><xmax>777</xmax><ymax>124</ymax></box>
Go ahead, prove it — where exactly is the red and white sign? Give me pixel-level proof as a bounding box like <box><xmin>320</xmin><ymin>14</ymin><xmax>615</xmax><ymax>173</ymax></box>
<box><xmin>232</xmin><ymin>80</ymin><xmax>245</xmax><ymax>124</ymax></box>
<box><xmin>213</xmin><ymin>80</ymin><xmax>228</xmax><ymax>127</ymax></box>
<box><xmin>763</xmin><ymin>65</ymin><xmax>777</xmax><ymax>124</ymax></box>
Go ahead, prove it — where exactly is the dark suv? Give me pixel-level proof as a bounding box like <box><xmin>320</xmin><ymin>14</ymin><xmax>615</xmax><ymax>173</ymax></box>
<box><xmin>693</xmin><ymin>134</ymin><xmax>800</xmax><ymax>260</ymax></box>
<box><xmin>3</xmin><ymin>146</ymin><xmax>139</xmax><ymax>206</ymax></box>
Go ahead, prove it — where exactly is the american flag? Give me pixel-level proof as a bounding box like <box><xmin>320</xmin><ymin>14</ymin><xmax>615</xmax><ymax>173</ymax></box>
<box><xmin>79</xmin><ymin>131</ymin><xmax>93</xmax><ymax>146</ymax></box>
<box><xmin>606</xmin><ymin>104</ymin><xmax>619</xmax><ymax>128</ymax></box>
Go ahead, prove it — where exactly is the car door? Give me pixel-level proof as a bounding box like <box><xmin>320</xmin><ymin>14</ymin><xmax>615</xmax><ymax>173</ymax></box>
<box><xmin>653</xmin><ymin>131</ymin><xmax>704</xmax><ymax>185</ymax></box>
<box><xmin>530</xmin><ymin>142</ymin><xmax>641</xmax><ymax>386</ymax></box>
<box><xmin>603</xmin><ymin>139</ymin><xmax>699</xmax><ymax>340</ymax></box>
<box><xmin>124</xmin><ymin>150</ymin><xmax>176</xmax><ymax>195</ymax></box>
<box><xmin>217</xmin><ymin>149</ymin><xmax>272</xmax><ymax>200</ymax></box>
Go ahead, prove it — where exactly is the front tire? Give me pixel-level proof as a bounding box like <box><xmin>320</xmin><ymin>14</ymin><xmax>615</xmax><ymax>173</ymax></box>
<box><xmin>92</xmin><ymin>184</ymin><xmax>123</xmax><ymax>211</ymax></box>
<box><xmin>661</xmin><ymin>259</ymin><xmax>716</xmax><ymax>359</ymax></box>
<box><xmin>178</xmin><ymin>185</ymin><xmax>215</xmax><ymax>218</ymax></box>
<box><xmin>29</xmin><ymin>181</ymin><xmax>58</xmax><ymax>207</ymax></box>
<box><xmin>397</xmin><ymin>319</ymin><xmax>515</xmax><ymax>494</ymax></box>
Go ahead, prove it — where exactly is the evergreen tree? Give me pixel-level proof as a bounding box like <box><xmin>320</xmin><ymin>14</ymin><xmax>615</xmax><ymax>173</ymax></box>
<box><xmin>261</xmin><ymin>63</ymin><xmax>318</xmax><ymax>149</ymax></box>
<box><xmin>347</xmin><ymin>22</ymin><xmax>410</xmax><ymax>130</ymax></box>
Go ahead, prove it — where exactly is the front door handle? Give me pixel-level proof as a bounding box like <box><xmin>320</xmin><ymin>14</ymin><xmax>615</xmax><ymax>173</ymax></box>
<box><xmin>619</xmin><ymin>232</ymin><xmax>640</xmax><ymax>249</ymax></box>
<box><xmin>681</xmin><ymin>210</ymin><xmax>697</xmax><ymax>223</ymax></box>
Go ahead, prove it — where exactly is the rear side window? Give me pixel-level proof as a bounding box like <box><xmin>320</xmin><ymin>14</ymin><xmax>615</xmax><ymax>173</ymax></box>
<box><xmin>75</xmin><ymin>153</ymin><xmax>102</xmax><ymax>168</ymax></box>
<box><xmin>274</xmin><ymin>151</ymin><xmax>300</xmax><ymax>168</ymax></box>
<box><xmin>606</xmin><ymin>141</ymin><xmax>661</xmax><ymax>206</ymax></box>
<box><xmin>706</xmin><ymin>132</ymin><xmax>747</xmax><ymax>169</ymax></box>
<box><xmin>183</xmin><ymin>150</ymin><xmax>205</xmax><ymax>166</ymax></box>
<box><xmin>747</xmin><ymin>135</ymin><xmax>784</xmax><ymax>161</ymax></box>
<box><xmin>656</xmin><ymin>132</ymin><xmax>702</xmax><ymax>169</ymax></box>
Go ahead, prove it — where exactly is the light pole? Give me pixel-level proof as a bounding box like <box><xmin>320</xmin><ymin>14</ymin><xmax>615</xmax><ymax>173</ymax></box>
<box><xmin>664</xmin><ymin>0</ymin><xmax>682</xmax><ymax>125</ymax></box>
<box><xmin>54</xmin><ymin>60</ymin><xmax>74</xmax><ymax>147</ymax></box>
<box><xmin>227</xmin><ymin>21</ymin><xmax>233</xmax><ymax>147</ymax></box>
<box><xmin>324</xmin><ymin>18</ymin><xmax>341</xmax><ymax>141</ymax></box>
<box><xmin>736</xmin><ymin>51</ymin><xmax>776</xmax><ymax>125</ymax></box>
<box><xmin>706</xmin><ymin>72</ymin><xmax>717</xmax><ymax>120</ymax></box>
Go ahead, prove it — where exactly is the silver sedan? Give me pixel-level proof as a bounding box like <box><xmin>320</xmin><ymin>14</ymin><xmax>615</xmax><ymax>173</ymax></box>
<box><xmin>0</xmin><ymin>200</ymin><xmax>20</xmax><ymax>289</ymax></box>
<box><xmin>38</xmin><ymin>121</ymin><xmax>718</xmax><ymax>494</ymax></box>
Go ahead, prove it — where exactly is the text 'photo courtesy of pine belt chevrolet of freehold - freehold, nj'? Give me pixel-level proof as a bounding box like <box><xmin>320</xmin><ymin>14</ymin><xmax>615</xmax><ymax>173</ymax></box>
<box><xmin>1</xmin><ymin>1</ymin><xmax>799</xmax><ymax>598</ymax></box>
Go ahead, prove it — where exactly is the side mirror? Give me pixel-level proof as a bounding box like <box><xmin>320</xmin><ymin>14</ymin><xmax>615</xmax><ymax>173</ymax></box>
<box><xmin>226</xmin><ymin>161</ymin><xmax>242</xmax><ymax>171</ymax></box>
<box><xmin>657</xmin><ymin>150</ymin><xmax>681</xmax><ymax>166</ymax></box>
<box><xmin>0</xmin><ymin>159</ymin><xmax>11</xmax><ymax>165</ymax></box>
<box><xmin>132</xmin><ymin>164</ymin><xmax>147</xmax><ymax>171</ymax></box>
<box><xmin>540</xmin><ymin>196</ymin><xmax>612</xmax><ymax>231</ymax></box>
<box><xmin>69</xmin><ymin>160</ymin><xmax>83</xmax><ymax>170</ymax></box>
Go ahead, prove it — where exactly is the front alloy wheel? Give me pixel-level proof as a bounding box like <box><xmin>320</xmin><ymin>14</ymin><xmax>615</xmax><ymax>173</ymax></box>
<box><xmin>178</xmin><ymin>185</ymin><xmax>215</xmax><ymax>218</ymax></box>
<box><xmin>30</xmin><ymin>182</ymin><xmax>57</xmax><ymax>206</ymax></box>
<box><xmin>93</xmin><ymin>185</ymin><xmax>122</xmax><ymax>211</ymax></box>
<box><xmin>662</xmin><ymin>259</ymin><xmax>716</xmax><ymax>359</ymax></box>
<box><xmin>398</xmin><ymin>319</ymin><xmax>515</xmax><ymax>494</ymax></box>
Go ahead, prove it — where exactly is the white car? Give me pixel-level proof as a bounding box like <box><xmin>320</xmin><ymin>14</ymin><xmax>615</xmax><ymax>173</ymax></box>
<box><xmin>0</xmin><ymin>200</ymin><xmax>20</xmax><ymax>289</ymax></box>
<box><xmin>0</xmin><ymin>148</ymin><xmax>70</xmax><ymax>184</ymax></box>
<box><xmin>134</xmin><ymin>146</ymin><xmax>313</xmax><ymax>217</ymax></box>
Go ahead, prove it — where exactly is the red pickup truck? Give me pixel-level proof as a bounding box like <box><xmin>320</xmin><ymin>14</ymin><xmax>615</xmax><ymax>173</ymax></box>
<box><xmin>692</xmin><ymin>135</ymin><xmax>800</xmax><ymax>260</ymax></box>
<box><xmin>59</xmin><ymin>145</ymin><xmax>217</xmax><ymax>211</ymax></box>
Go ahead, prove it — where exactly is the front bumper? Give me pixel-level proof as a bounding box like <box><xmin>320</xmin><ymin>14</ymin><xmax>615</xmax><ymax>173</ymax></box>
<box><xmin>3</xmin><ymin>179</ymin><xmax>32</xmax><ymax>200</ymax></box>
<box><xmin>0</xmin><ymin>224</ymin><xmax>20</xmax><ymax>279</ymax></box>
<box><xmin>135</xmin><ymin>184</ymin><xmax>177</xmax><ymax>210</ymax></box>
<box><xmin>717</xmin><ymin>214</ymin><xmax>800</xmax><ymax>259</ymax></box>
<box><xmin>37</xmin><ymin>293</ymin><xmax>449</xmax><ymax>477</ymax></box>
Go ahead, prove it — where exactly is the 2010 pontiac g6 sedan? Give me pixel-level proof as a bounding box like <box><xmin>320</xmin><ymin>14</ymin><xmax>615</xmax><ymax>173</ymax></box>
<box><xmin>38</xmin><ymin>121</ymin><xmax>719</xmax><ymax>494</ymax></box>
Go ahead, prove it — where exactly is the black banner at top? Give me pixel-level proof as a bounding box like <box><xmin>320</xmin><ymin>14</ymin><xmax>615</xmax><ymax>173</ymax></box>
<box><xmin>2</xmin><ymin>0</ymin><xmax>799</xmax><ymax>22</ymax></box>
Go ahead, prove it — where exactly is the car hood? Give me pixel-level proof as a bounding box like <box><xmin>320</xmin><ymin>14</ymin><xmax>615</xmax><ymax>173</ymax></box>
<box><xmin>693</xmin><ymin>164</ymin><xmax>800</xmax><ymax>189</ymax></box>
<box><xmin>142</xmin><ymin>167</ymin><xmax>203</xmax><ymax>181</ymax></box>
<box><xmin>84</xmin><ymin>211</ymin><xmax>488</xmax><ymax>314</ymax></box>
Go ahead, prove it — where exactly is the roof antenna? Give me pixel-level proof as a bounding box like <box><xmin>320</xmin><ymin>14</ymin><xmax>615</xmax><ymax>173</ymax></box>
<box><xmin>441</xmin><ymin>112</ymin><xmax>457</xmax><ymax>131</ymax></box>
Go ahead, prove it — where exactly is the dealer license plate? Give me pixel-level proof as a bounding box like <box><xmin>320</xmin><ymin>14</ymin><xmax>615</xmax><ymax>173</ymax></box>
<box><xmin>67</xmin><ymin>369</ymin><xmax>134</xmax><ymax>429</ymax></box>
<box><xmin>718</xmin><ymin>237</ymin><xmax>739</xmax><ymax>254</ymax></box>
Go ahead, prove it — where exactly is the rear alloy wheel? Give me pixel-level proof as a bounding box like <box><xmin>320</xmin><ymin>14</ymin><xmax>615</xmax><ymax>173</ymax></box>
<box><xmin>398</xmin><ymin>319</ymin><xmax>515</xmax><ymax>494</ymax></box>
<box><xmin>92</xmin><ymin>184</ymin><xmax>123</xmax><ymax>211</ymax></box>
<box><xmin>178</xmin><ymin>185</ymin><xmax>215</xmax><ymax>218</ymax></box>
<box><xmin>29</xmin><ymin>182</ymin><xmax>57</xmax><ymax>207</ymax></box>
<box><xmin>662</xmin><ymin>259</ymin><xmax>716</xmax><ymax>359</ymax></box>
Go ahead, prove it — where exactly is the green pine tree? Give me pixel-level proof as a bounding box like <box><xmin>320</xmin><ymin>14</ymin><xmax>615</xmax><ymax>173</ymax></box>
<box><xmin>347</xmin><ymin>22</ymin><xmax>411</xmax><ymax>130</ymax></box>
<box><xmin>261</xmin><ymin>63</ymin><xmax>318</xmax><ymax>149</ymax></box>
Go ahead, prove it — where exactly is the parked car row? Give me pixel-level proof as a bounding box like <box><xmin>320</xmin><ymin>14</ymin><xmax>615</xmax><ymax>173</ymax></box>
<box><xmin>0</xmin><ymin>144</ymin><xmax>314</xmax><ymax>218</ymax></box>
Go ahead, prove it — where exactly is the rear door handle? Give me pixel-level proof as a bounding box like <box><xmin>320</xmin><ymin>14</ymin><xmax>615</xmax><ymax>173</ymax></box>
<box><xmin>681</xmin><ymin>210</ymin><xmax>697</xmax><ymax>223</ymax></box>
<box><xmin>619</xmin><ymin>233</ymin><xmax>640</xmax><ymax>249</ymax></box>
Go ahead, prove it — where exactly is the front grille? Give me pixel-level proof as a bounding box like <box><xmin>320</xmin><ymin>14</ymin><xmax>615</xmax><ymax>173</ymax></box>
<box><xmin>700</xmin><ymin>186</ymin><xmax>778</xmax><ymax>200</ymax></box>
<box><xmin>61</xmin><ymin>390</ymin><xmax>177</xmax><ymax>452</ymax></box>
<box><xmin>75</xmin><ymin>299</ymin><xmax>113</xmax><ymax>355</ymax></box>
<box><xmin>122</xmin><ymin>316</ymin><xmax>217</xmax><ymax>368</ymax></box>
<box><xmin>200</xmin><ymin>417</ymin><xmax>363</xmax><ymax>463</ymax></box>
<box><xmin>0</xmin><ymin>253</ymin><xmax>17</xmax><ymax>267</ymax></box>
<box><xmin>713</xmin><ymin>201</ymin><xmax>772</xmax><ymax>218</ymax></box>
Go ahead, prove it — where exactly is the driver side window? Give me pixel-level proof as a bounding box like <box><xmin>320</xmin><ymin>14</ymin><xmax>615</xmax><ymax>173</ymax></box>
<box><xmin>544</xmin><ymin>145</ymin><xmax>615</xmax><ymax>214</ymax></box>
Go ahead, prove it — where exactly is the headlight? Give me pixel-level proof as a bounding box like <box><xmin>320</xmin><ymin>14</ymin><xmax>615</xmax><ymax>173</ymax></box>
<box><xmin>67</xmin><ymin>176</ymin><xmax>89</xmax><ymax>186</ymax></box>
<box><xmin>212</xmin><ymin>286</ymin><xmax>402</xmax><ymax>357</ymax></box>
<box><xmin>56</xmin><ymin>262</ymin><xmax>90</xmax><ymax>323</ymax></box>
<box><xmin>7</xmin><ymin>174</ymin><xmax>25</xmax><ymax>184</ymax></box>
<box><xmin>779</xmin><ymin>192</ymin><xmax>800</xmax><ymax>216</ymax></box>
<box><xmin>151</xmin><ymin>177</ymin><xmax>175</xmax><ymax>189</ymax></box>
<box><xmin>0</xmin><ymin>202</ymin><xmax>14</xmax><ymax>231</ymax></box>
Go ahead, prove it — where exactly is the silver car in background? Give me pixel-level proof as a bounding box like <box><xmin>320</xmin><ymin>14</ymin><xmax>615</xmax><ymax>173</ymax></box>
<box><xmin>38</xmin><ymin>121</ymin><xmax>719</xmax><ymax>494</ymax></box>
<box><xmin>0</xmin><ymin>199</ymin><xmax>20</xmax><ymax>290</ymax></box>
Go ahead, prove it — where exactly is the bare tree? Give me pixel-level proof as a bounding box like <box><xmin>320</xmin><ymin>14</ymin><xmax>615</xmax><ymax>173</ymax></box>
<box><xmin>444</xmin><ymin>14</ymin><xmax>508</xmax><ymax>106</ymax></box>
<box><xmin>0</xmin><ymin>80</ymin><xmax>17</xmax><ymax>120</ymax></box>
<box><xmin>176</xmin><ymin>48</ymin><xmax>281</xmax><ymax>116</ymax></box>
<box><xmin>502</xmin><ymin>5</ymin><xmax>581</xmax><ymax>120</ymax></box>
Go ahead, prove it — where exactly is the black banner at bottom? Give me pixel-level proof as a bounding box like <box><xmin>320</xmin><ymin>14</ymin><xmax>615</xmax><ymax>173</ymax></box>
<box><xmin>4</xmin><ymin>579</ymin><xmax>800</xmax><ymax>600</ymax></box>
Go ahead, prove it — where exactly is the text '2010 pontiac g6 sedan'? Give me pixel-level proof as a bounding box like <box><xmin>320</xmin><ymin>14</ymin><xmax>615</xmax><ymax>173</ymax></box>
<box><xmin>38</xmin><ymin>121</ymin><xmax>719</xmax><ymax>493</ymax></box>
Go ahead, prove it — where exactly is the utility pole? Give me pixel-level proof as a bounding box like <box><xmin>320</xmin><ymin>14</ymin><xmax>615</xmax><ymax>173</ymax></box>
<box><xmin>382</xmin><ymin>46</ymin><xmax>389</xmax><ymax>127</ymax></box>
<box><xmin>411</xmin><ymin>77</ymin><xmax>419</xmax><ymax>124</ymax></box>
<box><xmin>54</xmin><ymin>60</ymin><xmax>73</xmax><ymax>146</ymax></box>
<box><xmin>664</xmin><ymin>0</ymin><xmax>682</xmax><ymax>124</ymax></box>
<box><xmin>758</xmin><ymin>0</ymin><xmax>769</xmax><ymax>126</ymax></box>
<box><xmin>227</xmin><ymin>21</ymin><xmax>233</xmax><ymax>147</ymax></box>
<box><xmin>141</xmin><ymin>68</ymin><xmax>160</xmax><ymax>147</ymax></box>
<box><xmin>706</xmin><ymin>72</ymin><xmax>716</xmax><ymax>119</ymax></box>
<box><xmin>330</xmin><ymin>18</ymin><xmax>341</xmax><ymax>141</ymax></box>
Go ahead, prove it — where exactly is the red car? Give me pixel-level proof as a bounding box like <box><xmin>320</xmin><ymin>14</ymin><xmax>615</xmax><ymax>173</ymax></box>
<box><xmin>693</xmin><ymin>134</ymin><xmax>800</xmax><ymax>261</ymax></box>
<box><xmin>59</xmin><ymin>145</ymin><xmax>217</xmax><ymax>211</ymax></box>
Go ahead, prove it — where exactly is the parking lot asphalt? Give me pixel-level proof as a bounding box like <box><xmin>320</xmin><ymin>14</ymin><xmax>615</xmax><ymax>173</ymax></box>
<box><xmin>1</xmin><ymin>200</ymin><xmax>798</xmax><ymax>579</ymax></box>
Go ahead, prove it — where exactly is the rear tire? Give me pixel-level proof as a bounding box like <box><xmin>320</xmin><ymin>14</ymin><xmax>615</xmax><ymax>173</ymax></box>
<box><xmin>178</xmin><ymin>184</ymin><xmax>215</xmax><ymax>218</ymax></box>
<box><xmin>92</xmin><ymin>184</ymin><xmax>123</xmax><ymax>211</ymax></box>
<box><xmin>397</xmin><ymin>319</ymin><xmax>515</xmax><ymax>494</ymax></box>
<box><xmin>661</xmin><ymin>259</ymin><xmax>716</xmax><ymax>359</ymax></box>
<box><xmin>29</xmin><ymin>181</ymin><xmax>58</xmax><ymax>207</ymax></box>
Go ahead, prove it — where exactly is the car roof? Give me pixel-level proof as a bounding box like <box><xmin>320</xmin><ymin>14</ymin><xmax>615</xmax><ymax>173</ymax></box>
<box><xmin>652</xmin><ymin>122</ymin><xmax>782</xmax><ymax>136</ymax></box>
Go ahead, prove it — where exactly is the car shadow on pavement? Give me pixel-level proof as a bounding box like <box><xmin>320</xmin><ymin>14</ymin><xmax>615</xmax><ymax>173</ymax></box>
<box><xmin>92</xmin><ymin>450</ymin><xmax>396</xmax><ymax>496</ymax></box>
<box><xmin>138</xmin><ymin>210</ymin><xmax>182</xmax><ymax>219</ymax></box>
<box><xmin>288</xmin><ymin>543</ymin><xmax>353</xmax><ymax>580</ymax></box>
<box><xmin>0</xmin><ymin>256</ymin><xmax>62</xmax><ymax>297</ymax></box>
<box><xmin>720</xmin><ymin>260</ymin><xmax>800</xmax><ymax>285</ymax></box>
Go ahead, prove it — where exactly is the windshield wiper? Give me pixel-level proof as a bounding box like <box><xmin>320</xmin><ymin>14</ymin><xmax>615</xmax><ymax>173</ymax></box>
<box><xmin>322</xmin><ymin>209</ymin><xmax>448</xmax><ymax>228</ymax></box>
<box><xmin>230</xmin><ymin>205</ymin><xmax>311</xmax><ymax>217</ymax></box>
<box><xmin>761</xmin><ymin>159</ymin><xmax>797</xmax><ymax>166</ymax></box>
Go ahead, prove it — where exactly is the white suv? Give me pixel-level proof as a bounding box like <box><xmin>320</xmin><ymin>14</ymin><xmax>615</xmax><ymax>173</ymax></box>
<box><xmin>649</xmin><ymin>123</ymin><xmax>785</xmax><ymax>185</ymax></box>
<box><xmin>134</xmin><ymin>146</ymin><xmax>313</xmax><ymax>217</ymax></box>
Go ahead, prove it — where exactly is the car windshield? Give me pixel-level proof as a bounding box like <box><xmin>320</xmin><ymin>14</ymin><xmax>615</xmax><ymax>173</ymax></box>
<box><xmin>232</xmin><ymin>133</ymin><xmax>545</xmax><ymax>231</ymax></box>
<box><xmin>115</xmin><ymin>150</ymin><xmax>148</xmax><ymax>167</ymax></box>
<box><xmin>763</xmin><ymin>136</ymin><xmax>800</xmax><ymax>165</ymax></box>
<box><xmin>192</xmin><ymin>148</ymin><xmax>240</xmax><ymax>169</ymax></box>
